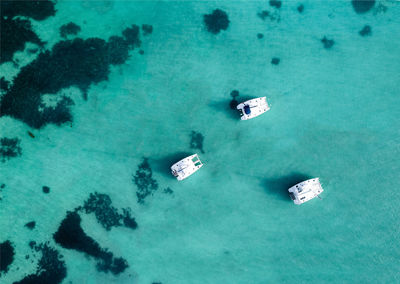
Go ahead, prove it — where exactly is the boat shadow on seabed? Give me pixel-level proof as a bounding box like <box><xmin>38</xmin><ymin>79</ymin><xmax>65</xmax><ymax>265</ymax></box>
<box><xmin>263</xmin><ymin>173</ymin><xmax>313</xmax><ymax>201</ymax></box>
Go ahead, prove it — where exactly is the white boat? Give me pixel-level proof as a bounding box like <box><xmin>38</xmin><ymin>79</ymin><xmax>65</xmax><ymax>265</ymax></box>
<box><xmin>288</xmin><ymin>178</ymin><xmax>323</xmax><ymax>205</ymax></box>
<box><xmin>171</xmin><ymin>154</ymin><xmax>203</xmax><ymax>181</ymax></box>
<box><xmin>236</xmin><ymin>97</ymin><xmax>270</xmax><ymax>120</ymax></box>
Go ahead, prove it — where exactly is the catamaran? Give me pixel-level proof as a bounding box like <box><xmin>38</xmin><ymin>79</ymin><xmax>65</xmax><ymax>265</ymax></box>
<box><xmin>288</xmin><ymin>178</ymin><xmax>323</xmax><ymax>205</ymax></box>
<box><xmin>236</xmin><ymin>97</ymin><xmax>270</xmax><ymax>120</ymax></box>
<box><xmin>171</xmin><ymin>154</ymin><xmax>203</xmax><ymax>181</ymax></box>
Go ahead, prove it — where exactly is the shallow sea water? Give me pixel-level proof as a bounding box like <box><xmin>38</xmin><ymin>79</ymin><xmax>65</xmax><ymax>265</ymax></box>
<box><xmin>1</xmin><ymin>0</ymin><xmax>400</xmax><ymax>283</ymax></box>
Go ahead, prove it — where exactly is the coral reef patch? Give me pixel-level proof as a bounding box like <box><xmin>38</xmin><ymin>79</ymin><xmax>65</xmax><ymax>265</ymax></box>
<box><xmin>132</xmin><ymin>158</ymin><xmax>158</xmax><ymax>204</ymax></box>
<box><xmin>53</xmin><ymin>211</ymin><xmax>128</xmax><ymax>275</ymax></box>
<box><xmin>82</xmin><ymin>192</ymin><xmax>137</xmax><ymax>230</ymax></box>
<box><xmin>25</xmin><ymin>221</ymin><xmax>36</xmax><ymax>230</ymax></box>
<box><xmin>0</xmin><ymin>240</ymin><xmax>15</xmax><ymax>275</ymax></box>
<box><xmin>60</xmin><ymin>22</ymin><xmax>81</xmax><ymax>38</ymax></box>
<box><xmin>351</xmin><ymin>0</ymin><xmax>375</xmax><ymax>14</ymax></box>
<box><xmin>14</xmin><ymin>242</ymin><xmax>67</xmax><ymax>284</ymax></box>
<box><xmin>203</xmin><ymin>9</ymin><xmax>230</xmax><ymax>34</ymax></box>
<box><xmin>0</xmin><ymin>137</ymin><xmax>22</xmax><ymax>162</ymax></box>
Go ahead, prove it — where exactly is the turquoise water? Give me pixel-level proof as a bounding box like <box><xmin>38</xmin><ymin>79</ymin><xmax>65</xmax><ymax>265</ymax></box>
<box><xmin>1</xmin><ymin>0</ymin><xmax>400</xmax><ymax>283</ymax></box>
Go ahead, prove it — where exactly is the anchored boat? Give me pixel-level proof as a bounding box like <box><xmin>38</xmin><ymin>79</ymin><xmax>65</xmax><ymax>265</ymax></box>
<box><xmin>288</xmin><ymin>178</ymin><xmax>323</xmax><ymax>205</ymax></box>
<box><xmin>236</xmin><ymin>97</ymin><xmax>270</xmax><ymax>120</ymax></box>
<box><xmin>171</xmin><ymin>154</ymin><xmax>203</xmax><ymax>181</ymax></box>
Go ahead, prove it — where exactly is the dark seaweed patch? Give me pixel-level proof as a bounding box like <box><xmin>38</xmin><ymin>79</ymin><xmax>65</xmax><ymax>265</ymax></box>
<box><xmin>257</xmin><ymin>33</ymin><xmax>264</xmax><ymax>39</ymax></box>
<box><xmin>122</xmin><ymin>208</ymin><xmax>138</xmax><ymax>230</ymax></box>
<box><xmin>190</xmin><ymin>131</ymin><xmax>205</xmax><ymax>153</ymax></box>
<box><xmin>297</xmin><ymin>4</ymin><xmax>304</xmax><ymax>13</ymax></box>
<box><xmin>82</xmin><ymin>192</ymin><xmax>137</xmax><ymax>230</ymax></box>
<box><xmin>142</xmin><ymin>24</ymin><xmax>153</xmax><ymax>35</ymax></box>
<box><xmin>359</xmin><ymin>25</ymin><xmax>372</xmax><ymax>37</ymax></box>
<box><xmin>122</xmin><ymin>25</ymin><xmax>141</xmax><ymax>48</ymax></box>
<box><xmin>269</xmin><ymin>0</ymin><xmax>282</xmax><ymax>9</ymax></box>
<box><xmin>139</xmin><ymin>49</ymin><xmax>144</xmax><ymax>55</ymax></box>
<box><xmin>42</xmin><ymin>186</ymin><xmax>50</xmax><ymax>193</ymax></box>
<box><xmin>271</xmin><ymin>57</ymin><xmax>280</xmax><ymax>65</ymax></box>
<box><xmin>29</xmin><ymin>241</ymin><xmax>36</xmax><ymax>249</ymax></box>
<box><xmin>203</xmin><ymin>9</ymin><xmax>230</xmax><ymax>34</ymax></box>
<box><xmin>321</xmin><ymin>36</ymin><xmax>334</xmax><ymax>49</ymax></box>
<box><xmin>1</xmin><ymin>184</ymin><xmax>5</xmax><ymax>189</ymax></box>
<box><xmin>1</xmin><ymin>77</ymin><xmax>10</xmax><ymax>92</ymax></box>
<box><xmin>257</xmin><ymin>10</ymin><xmax>280</xmax><ymax>22</ymax></box>
<box><xmin>53</xmin><ymin>211</ymin><xmax>128</xmax><ymax>275</ymax></box>
<box><xmin>352</xmin><ymin>0</ymin><xmax>375</xmax><ymax>14</ymax></box>
<box><xmin>163</xmin><ymin>187</ymin><xmax>173</xmax><ymax>194</ymax></box>
<box><xmin>0</xmin><ymin>240</ymin><xmax>15</xmax><ymax>275</ymax></box>
<box><xmin>25</xmin><ymin>221</ymin><xmax>36</xmax><ymax>230</ymax></box>
<box><xmin>1</xmin><ymin>0</ymin><xmax>56</xmax><ymax>21</ymax></box>
<box><xmin>107</xmin><ymin>36</ymin><xmax>130</xmax><ymax>65</ymax></box>
<box><xmin>14</xmin><ymin>242</ymin><xmax>67</xmax><ymax>284</ymax></box>
<box><xmin>0</xmin><ymin>26</ymin><xmax>142</xmax><ymax>128</ymax></box>
<box><xmin>0</xmin><ymin>17</ymin><xmax>44</xmax><ymax>64</ymax></box>
<box><xmin>0</xmin><ymin>137</ymin><xmax>22</xmax><ymax>162</ymax></box>
<box><xmin>133</xmin><ymin>158</ymin><xmax>158</xmax><ymax>204</ymax></box>
<box><xmin>60</xmin><ymin>22</ymin><xmax>81</xmax><ymax>38</ymax></box>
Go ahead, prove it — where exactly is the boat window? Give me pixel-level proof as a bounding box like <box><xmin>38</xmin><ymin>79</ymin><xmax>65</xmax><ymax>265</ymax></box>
<box><xmin>194</xmin><ymin>162</ymin><xmax>202</xmax><ymax>166</ymax></box>
<box><xmin>244</xmin><ymin>105</ymin><xmax>251</xmax><ymax>114</ymax></box>
<box><xmin>289</xmin><ymin>192</ymin><xmax>295</xmax><ymax>200</ymax></box>
<box><xmin>300</xmin><ymin>196</ymin><xmax>306</xmax><ymax>200</ymax></box>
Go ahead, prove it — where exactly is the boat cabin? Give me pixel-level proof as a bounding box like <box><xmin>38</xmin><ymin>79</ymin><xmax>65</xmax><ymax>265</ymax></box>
<box><xmin>171</xmin><ymin>154</ymin><xmax>203</xmax><ymax>181</ymax></box>
<box><xmin>288</xmin><ymin>178</ymin><xmax>323</xmax><ymax>205</ymax></box>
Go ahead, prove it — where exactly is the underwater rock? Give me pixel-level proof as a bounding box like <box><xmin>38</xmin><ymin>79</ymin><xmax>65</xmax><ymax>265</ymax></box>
<box><xmin>25</xmin><ymin>221</ymin><xmax>36</xmax><ymax>230</ymax></box>
<box><xmin>0</xmin><ymin>137</ymin><xmax>22</xmax><ymax>162</ymax></box>
<box><xmin>0</xmin><ymin>77</ymin><xmax>10</xmax><ymax>92</ymax></box>
<box><xmin>132</xmin><ymin>158</ymin><xmax>158</xmax><ymax>204</ymax></box>
<box><xmin>60</xmin><ymin>22</ymin><xmax>81</xmax><ymax>38</ymax></box>
<box><xmin>0</xmin><ymin>26</ymin><xmax>142</xmax><ymax>128</ymax></box>
<box><xmin>269</xmin><ymin>0</ymin><xmax>282</xmax><ymax>9</ymax></box>
<box><xmin>203</xmin><ymin>9</ymin><xmax>230</xmax><ymax>34</ymax></box>
<box><xmin>1</xmin><ymin>184</ymin><xmax>5</xmax><ymax>189</ymax></box>
<box><xmin>139</xmin><ymin>49</ymin><xmax>145</xmax><ymax>55</ymax></box>
<box><xmin>53</xmin><ymin>211</ymin><xmax>128</xmax><ymax>275</ymax></box>
<box><xmin>321</xmin><ymin>36</ymin><xmax>334</xmax><ymax>49</ymax></box>
<box><xmin>29</xmin><ymin>241</ymin><xmax>36</xmax><ymax>249</ymax></box>
<box><xmin>0</xmin><ymin>240</ymin><xmax>15</xmax><ymax>275</ymax></box>
<box><xmin>190</xmin><ymin>131</ymin><xmax>205</xmax><ymax>153</ymax></box>
<box><xmin>14</xmin><ymin>242</ymin><xmax>67</xmax><ymax>284</ymax></box>
<box><xmin>0</xmin><ymin>17</ymin><xmax>44</xmax><ymax>64</ymax></box>
<box><xmin>163</xmin><ymin>187</ymin><xmax>173</xmax><ymax>194</ymax></box>
<box><xmin>297</xmin><ymin>4</ymin><xmax>304</xmax><ymax>13</ymax></box>
<box><xmin>257</xmin><ymin>33</ymin><xmax>264</xmax><ymax>39</ymax></box>
<box><xmin>142</xmin><ymin>24</ymin><xmax>153</xmax><ymax>35</ymax></box>
<box><xmin>271</xmin><ymin>57</ymin><xmax>280</xmax><ymax>65</ymax></box>
<box><xmin>42</xmin><ymin>186</ymin><xmax>50</xmax><ymax>193</ymax></box>
<box><xmin>82</xmin><ymin>192</ymin><xmax>137</xmax><ymax>230</ymax></box>
<box><xmin>359</xmin><ymin>25</ymin><xmax>372</xmax><ymax>37</ymax></box>
<box><xmin>230</xmin><ymin>90</ymin><xmax>239</xmax><ymax>98</ymax></box>
<box><xmin>351</xmin><ymin>0</ymin><xmax>375</xmax><ymax>14</ymax></box>
<box><xmin>122</xmin><ymin>24</ymin><xmax>141</xmax><ymax>48</ymax></box>
<box><xmin>1</xmin><ymin>0</ymin><xmax>56</xmax><ymax>21</ymax></box>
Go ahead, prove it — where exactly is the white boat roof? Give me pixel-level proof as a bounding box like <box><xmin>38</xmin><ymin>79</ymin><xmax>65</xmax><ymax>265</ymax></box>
<box><xmin>288</xmin><ymin>178</ymin><xmax>323</xmax><ymax>205</ymax></box>
<box><xmin>171</xmin><ymin>154</ymin><xmax>203</xmax><ymax>181</ymax></box>
<box><xmin>236</xmin><ymin>97</ymin><xmax>270</xmax><ymax>120</ymax></box>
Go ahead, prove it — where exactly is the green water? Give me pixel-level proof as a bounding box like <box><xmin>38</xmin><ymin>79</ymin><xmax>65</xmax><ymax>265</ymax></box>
<box><xmin>1</xmin><ymin>0</ymin><xmax>400</xmax><ymax>283</ymax></box>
